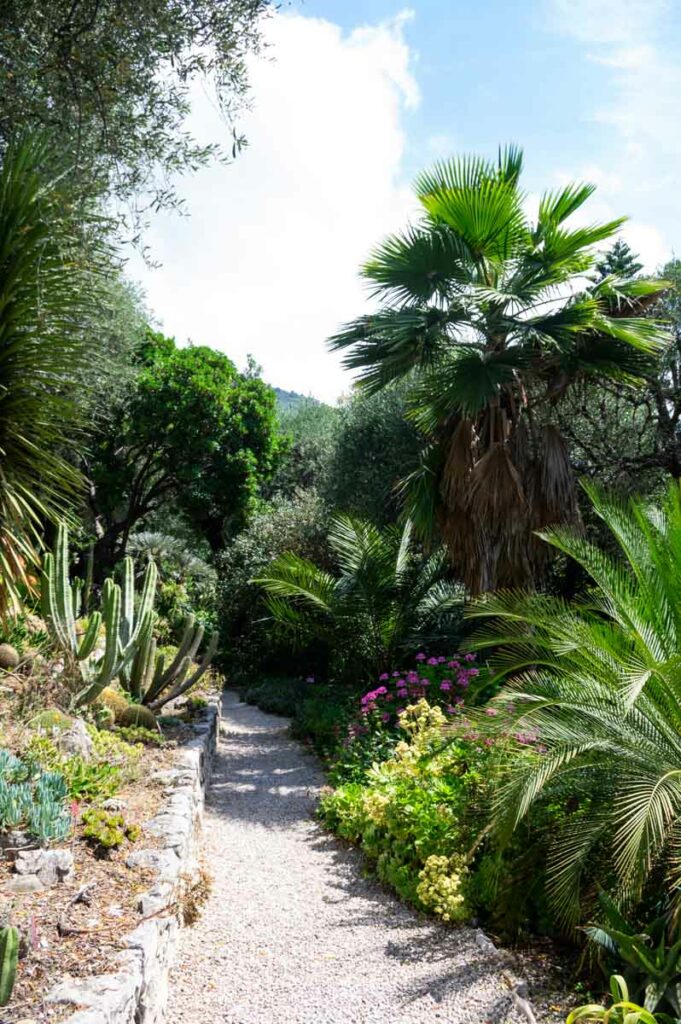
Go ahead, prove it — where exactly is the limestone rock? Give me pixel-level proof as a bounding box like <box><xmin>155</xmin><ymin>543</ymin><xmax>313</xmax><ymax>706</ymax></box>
<box><xmin>57</xmin><ymin>717</ymin><xmax>94</xmax><ymax>760</ymax></box>
<box><xmin>15</xmin><ymin>848</ymin><xmax>74</xmax><ymax>885</ymax></box>
<box><xmin>5</xmin><ymin>874</ymin><xmax>45</xmax><ymax>893</ymax></box>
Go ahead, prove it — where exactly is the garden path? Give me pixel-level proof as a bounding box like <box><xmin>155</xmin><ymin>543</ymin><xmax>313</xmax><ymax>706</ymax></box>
<box><xmin>166</xmin><ymin>692</ymin><xmax>538</xmax><ymax>1024</ymax></box>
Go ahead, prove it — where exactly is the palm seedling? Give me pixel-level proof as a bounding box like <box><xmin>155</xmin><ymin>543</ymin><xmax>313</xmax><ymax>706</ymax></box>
<box><xmin>255</xmin><ymin>515</ymin><xmax>462</xmax><ymax>682</ymax></box>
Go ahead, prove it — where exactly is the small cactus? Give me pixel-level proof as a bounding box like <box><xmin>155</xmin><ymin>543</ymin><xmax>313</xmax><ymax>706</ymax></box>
<box><xmin>0</xmin><ymin>644</ymin><xmax>19</xmax><ymax>670</ymax></box>
<box><xmin>0</xmin><ymin>926</ymin><xmax>19</xmax><ymax>1006</ymax></box>
<box><xmin>116</xmin><ymin>704</ymin><xmax>159</xmax><ymax>732</ymax></box>
<box><xmin>97</xmin><ymin>686</ymin><xmax>130</xmax><ymax>721</ymax></box>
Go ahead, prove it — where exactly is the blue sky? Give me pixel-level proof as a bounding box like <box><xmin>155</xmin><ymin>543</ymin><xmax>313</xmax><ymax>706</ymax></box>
<box><xmin>133</xmin><ymin>0</ymin><xmax>681</xmax><ymax>401</ymax></box>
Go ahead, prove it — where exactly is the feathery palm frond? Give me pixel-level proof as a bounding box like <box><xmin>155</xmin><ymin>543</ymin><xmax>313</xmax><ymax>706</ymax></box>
<box><xmin>255</xmin><ymin>515</ymin><xmax>462</xmax><ymax>682</ymax></box>
<box><xmin>470</xmin><ymin>481</ymin><xmax>681</xmax><ymax>927</ymax></box>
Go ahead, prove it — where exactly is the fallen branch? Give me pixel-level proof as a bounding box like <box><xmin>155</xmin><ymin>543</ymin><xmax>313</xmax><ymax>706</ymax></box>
<box><xmin>502</xmin><ymin>972</ymin><xmax>538</xmax><ymax>1024</ymax></box>
<box><xmin>58</xmin><ymin>882</ymin><xmax>98</xmax><ymax>936</ymax></box>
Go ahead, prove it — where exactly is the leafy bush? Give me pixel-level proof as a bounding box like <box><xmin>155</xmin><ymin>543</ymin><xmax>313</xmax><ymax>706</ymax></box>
<box><xmin>25</xmin><ymin>727</ymin><xmax>141</xmax><ymax>802</ymax></box>
<box><xmin>216</xmin><ymin>490</ymin><xmax>330</xmax><ymax>679</ymax></box>
<box><xmin>321</xmin><ymin>385</ymin><xmax>422</xmax><ymax>526</ymax></box>
<box><xmin>330</xmin><ymin>651</ymin><xmax>489</xmax><ymax>783</ymax></box>
<box><xmin>319</xmin><ymin>700</ymin><xmax>497</xmax><ymax>920</ymax></box>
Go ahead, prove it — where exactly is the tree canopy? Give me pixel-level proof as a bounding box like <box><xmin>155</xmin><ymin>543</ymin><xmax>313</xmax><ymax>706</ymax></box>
<box><xmin>87</xmin><ymin>332</ymin><xmax>283</xmax><ymax>570</ymax></box>
<box><xmin>0</xmin><ymin>0</ymin><xmax>270</xmax><ymax>229</ymax></box>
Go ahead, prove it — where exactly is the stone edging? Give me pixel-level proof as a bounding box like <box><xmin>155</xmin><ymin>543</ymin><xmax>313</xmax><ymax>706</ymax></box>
<box><xmin>46</xmin><ymin>701</ymin><xmax>219</xmax><ymax>1024</ymax></box>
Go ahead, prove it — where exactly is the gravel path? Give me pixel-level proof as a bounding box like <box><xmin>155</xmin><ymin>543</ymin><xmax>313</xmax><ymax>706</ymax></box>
<box><xmin>166</xmin><ymin>692</ymin><xmax>551</xmax><ymax>1024</ymax></box>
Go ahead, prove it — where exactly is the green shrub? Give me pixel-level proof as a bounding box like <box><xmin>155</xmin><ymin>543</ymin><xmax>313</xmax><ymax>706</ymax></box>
<box><xmin>216</xmin><ymin>490</ymin><xmax>331</xmax><ymax>680</ymax></box>
<box><xmin>114</xmin><ymin>725</ymin><xmax>166</xmax><ymax>747</ymax></box>
<box><xmin>319</xmin><ymin>701</ymin><xmax>495</xmax><ymax>922</ymax></box>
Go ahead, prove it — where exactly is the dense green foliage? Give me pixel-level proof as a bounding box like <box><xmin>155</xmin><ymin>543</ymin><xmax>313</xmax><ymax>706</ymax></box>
<box><xmin>323</xmin><ymin>386</ymin><xmax>422</xmax><ymax>525</ymax></box>
<box><xmin>88</xmin><ymin>333</ymin><xmax>283</xmax><ymax>570</ymax></box>
<box><xmin>469</xmin><ymin>481</ymin><xmax>681</xmax><ymax>931</ymax></box>
<box><xmin>0</xmin><ymin>136</ymin><xmax>99</xmax><ymax>612</ymax></box>
<box><xmin>216</xmin><ymin>489</ymin><xmax>330</xmax><ymax>679</ymax></box>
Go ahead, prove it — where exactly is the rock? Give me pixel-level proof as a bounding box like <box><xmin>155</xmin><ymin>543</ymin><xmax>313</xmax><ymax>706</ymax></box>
<box><xmin>102</xmin><ymin>797</ymin><xmax>127</xmax><ymax>811</ymax></box>
<box><xmin>0</xmin><ymin>643</ymin><xmax>19</xmax><ymax>669</ymax></box>
<box><xmin>57</xmin><ymin>717</ymin><xmax>94</xmax><ymax>760</ymax></box>
<box><xmin>0</xmin><ymin>829</ymin><xmax>32</xmax><ymax>859</ymax></box>
<box><xmin>4</xmin><ymin>874</ymin><xmax>45</xmax><ymax>893</ymax></box>
<box><xmin>15</xmin><ymin>848</ymin><xmax>74</xmax><ymax>885</ymax></box>
<box><xmin>474</xmin><ymin>927</ymin><xmax>497</xmax><ymax>953</ymax></box>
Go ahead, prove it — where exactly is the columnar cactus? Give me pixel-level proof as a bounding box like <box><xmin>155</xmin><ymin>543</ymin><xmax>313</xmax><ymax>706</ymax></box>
<box><xmin>41</xmin><ymin>523</ymin><xmax>158</xmax><ymax>707</ymax></box>
<box><xmin>124</xmin><ymin>613</ymin><xmax>218</xmax><ymax>711</ymax></box>
<box><xmin>0</xmin><ymin>926</ymin><xmax>19</xmax><ymax>1006</ymax></box>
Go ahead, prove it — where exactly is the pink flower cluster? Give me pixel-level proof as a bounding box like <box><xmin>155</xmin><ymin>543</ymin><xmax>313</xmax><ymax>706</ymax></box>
<box><xmin>353</xmin><ymin>652</ymin><xmax>483</xmax><ymax>739</ymax></box>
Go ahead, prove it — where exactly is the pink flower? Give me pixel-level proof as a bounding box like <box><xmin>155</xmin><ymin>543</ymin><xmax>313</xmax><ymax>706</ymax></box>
<box><xmin>484</xmin><ymin>738</ymin><xmax>494</xmax><ymax>747</ymax></box>
<box><xmin>437</xmin><ymin>656</ymin><xmax>446</xmax><ymax>663</ymax></box>
<box><xmin>392</xmin><ymin>671</ymin><xmax>400</xmax><ymax>678</ymax></box>
<box><xmin>440</xmin><ymin>681</ymin><xmax>452</xmax><ymax>691</ymax></box>
<box><xmin>427</xmin><ymin>657</ymin><xmax>439</xmax><ymax>666</ymax></box>
<box><xmin>465</xmin><ymin>653</ymin><xmax>476</xmax><ymax>662</ymax></box>
<box><xmin>379</xmin><ymin>673</ymin><xmax>389</xmax><ymax>681</ymax></box>
<box><xmin>448</xmin><ymin>660</ymin><xmax>460</xmax><ymax>669</ymax></box>
<box><xmin>484</xmin><ymin>708</ymin><xmax>498</xmax><ymax>717</ymax></box>
<box><xmin>415</xmin><ymin>653</ymin><xmax>426</xmax><ymax>662</ymax></box>
<box><xmin>381</xmin><ymin>713</ymin><xmax>391</xmax><ymax>723</ymax></box>
<box><xmin>375</xmin><ymin>686</ymin><xmax>387</xmax><ymax>696</ymax></box>
<box><xmin>305</xmin><ymin>675</ymin><xmax>315</xmax><ymax>683</ymax></box>
<box><xmin>420</xmin><ymin>678</ymin><xmax>430</xmax><ymax>686</ymax></box>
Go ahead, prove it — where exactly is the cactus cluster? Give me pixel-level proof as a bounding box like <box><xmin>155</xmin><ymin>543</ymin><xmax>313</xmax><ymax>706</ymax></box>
<box><xmin>41</xmin><ymin>524</ymin><xmax>158</xmax><ymax>707</ymax></box>
<box><xmin>0</xmin><ymin>926</ymin><xmax>19</xmax><ymax>1006</ymax></box>
<box><xmin>0</xmin><ymin>750</ymin><xmax>70</xmax><ymax>845</ymax></box>
<box><xmin>125</xmin><ymin>613</ymin><xmax>218</xmax><ymax>711</ymax></box>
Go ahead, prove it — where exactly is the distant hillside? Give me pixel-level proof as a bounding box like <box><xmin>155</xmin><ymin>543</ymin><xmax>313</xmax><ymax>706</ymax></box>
<box><xmin>273</xmin><ymin>387</ymin><xmax>320</xmax><ymax>411</ymax></box>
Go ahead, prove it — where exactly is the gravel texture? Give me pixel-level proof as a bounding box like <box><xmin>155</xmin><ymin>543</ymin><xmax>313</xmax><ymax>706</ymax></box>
<box><xmin>166</xmin><ymin>692</ymin><xmax>553</xmax><ymax>1024</ymax></box>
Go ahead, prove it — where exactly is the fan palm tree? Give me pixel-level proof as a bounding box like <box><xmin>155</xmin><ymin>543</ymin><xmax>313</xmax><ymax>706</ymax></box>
<box><xmin>0</xmin><ymin>135</ymin><xmax>94</xmax><ymax>613</ymax></box>
<box><xmin>469</xmin><ymin>481</ymin><xmax>681</xmax><ymax>928</ymax></box>
<box><xmin>330</xmin><ymin>146</ymin><xmax>670</xmax><ymax>592</ymax></box>
<box><xmin>255</xmin><ymin>516</ymin><xmax>462</xmax><ymax>682</ymax></box>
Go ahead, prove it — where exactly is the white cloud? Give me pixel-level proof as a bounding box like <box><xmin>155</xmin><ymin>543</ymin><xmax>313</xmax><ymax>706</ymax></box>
<box><xmin>129</xmin><ymin>10</ymin><xmax>419</xmax><ymax>403</ymax></box>
<box><xmin>545</xmin><ymin>0</ymin><xmax>678</xmax><ymax>270</ymax></box>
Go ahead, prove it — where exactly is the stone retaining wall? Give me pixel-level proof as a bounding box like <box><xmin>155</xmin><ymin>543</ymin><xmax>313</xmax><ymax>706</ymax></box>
<box><xmin>46</xmin><ymin>702</ymin><xmax>219</xmax><ymax>1024</ymax></box>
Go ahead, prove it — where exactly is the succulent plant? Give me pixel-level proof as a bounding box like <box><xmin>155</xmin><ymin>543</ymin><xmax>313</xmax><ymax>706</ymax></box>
<box><xmin>41</xmin><ymin>523</ymin><xmax>157</xmax><ymax>707</ymax></box>
<box><xmin>0</xmin><ymin>750</ymin><xmax>70</xmax><ymax>845</ymax></box>
<box><xmin>0</xmin><ymin>926</ymin><xmax>19</xmax><ymax>1006</ymax></box>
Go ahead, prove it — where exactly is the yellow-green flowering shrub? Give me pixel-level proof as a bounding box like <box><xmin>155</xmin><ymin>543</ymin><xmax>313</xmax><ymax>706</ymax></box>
<box><xmin>319</xmin><ymin>699</ymin><xmax>496</xmax><ymax>917</ymax></box>
<box><xmin>416</xmin><ymin>854</ymin><xmax>467</xmax><ymax>922</ymax></box>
